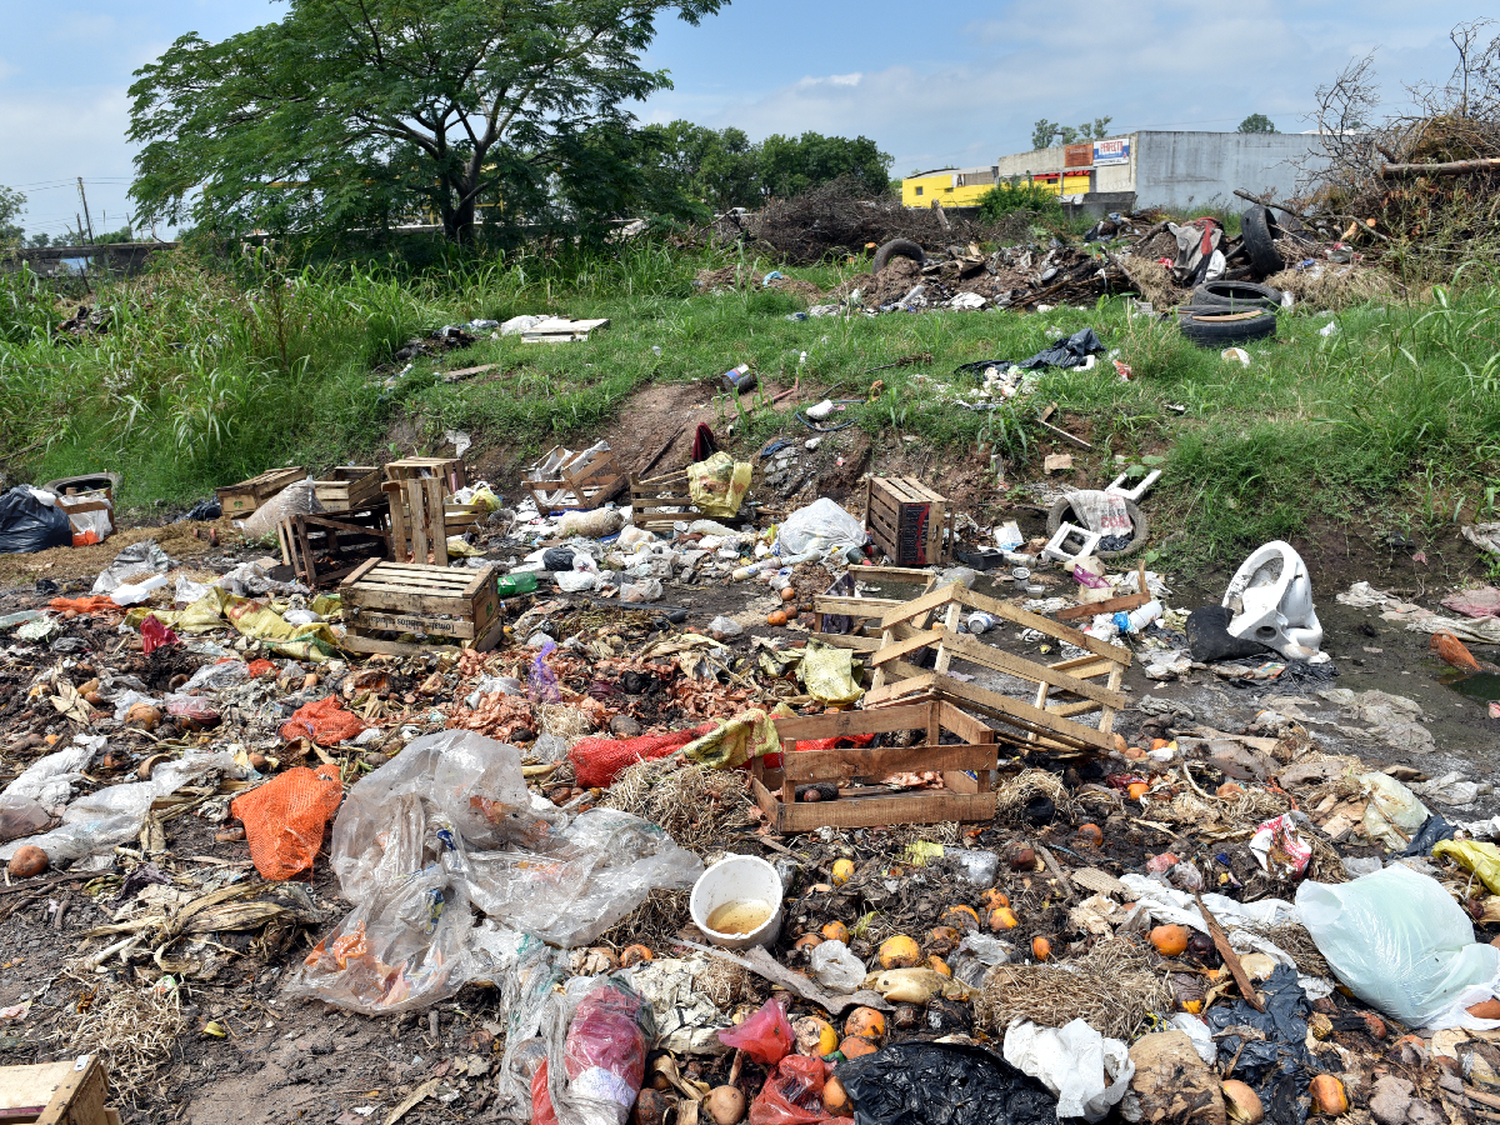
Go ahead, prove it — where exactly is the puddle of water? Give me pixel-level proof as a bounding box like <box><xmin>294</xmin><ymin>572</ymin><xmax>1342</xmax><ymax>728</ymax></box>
<box><xmin>1449</xmin><ymin>673</ymin><xmax>1500</xmax><ymax>703</ymax></box>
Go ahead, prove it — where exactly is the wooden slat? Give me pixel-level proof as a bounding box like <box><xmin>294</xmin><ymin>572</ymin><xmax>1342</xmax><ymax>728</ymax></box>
<box><xmin>868</xmin><ymin>672</ymin><xmax>1114</xmax><ymax>752</ymax></box>
<box><xmin>351</xmin><ymin>610</ymin><xmax>475</xmax><ymax>638</ymax></box>
<box><xmin>1054</xmin><ymin>591</ymin><xmax>1151</xmax><ymax>621</ymax></box>
<box><xmin>773</xmin><ymin>703</ymin><xmax>935</xmax><ymax>741</ymax></box>
<box><xmin>932</xmin><ymin>630</ymin><xmax>1128</xmax><ymax>708</ymax></box>
<box><xmin>867</xmin><ymin>628</ymin><xmax>945</xmax><ymax>666</ymax></box>
<box><xmin>779</xmin><ymin>744</ymin><xmax>995</xmax><ymax>783</ymax></box>
<box><xmin>813</xmin><ymin>596</ymin><xmax>902</xmax><ymax>617</ymax></box>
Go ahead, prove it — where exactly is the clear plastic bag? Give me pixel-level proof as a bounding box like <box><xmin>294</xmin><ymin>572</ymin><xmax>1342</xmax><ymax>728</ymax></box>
<box><xmin>1297</xmin><ymin>864</ymin><xmax>1500</xmax><ymax>1028</ymax></box>
<box><xmin>534</xmin><ymin>979</ymin><xmax>653</xmax><ymax>1125</ymax></box>
<box><xmin>776</xmin><ymin>499</ymin><xmax>867</xmax><ymax>557</ymax></box>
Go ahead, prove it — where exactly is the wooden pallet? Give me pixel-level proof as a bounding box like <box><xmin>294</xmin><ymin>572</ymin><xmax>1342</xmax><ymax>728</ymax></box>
<box><xmin>854</xmin><ymin>585</ymin><xmax>1132</xmax><ymax>755</ymax></box>
<box><xmin>520</xmin><ymin>317</ymin><xmax>609</xmax><ymax>344</ymax></box>
<box><xmin>628</xmin><ymin>470</ymin><xmax>696</xmax><ymax>531</ymax></box>
<box><xmin>863</xmin><ymin>476</ymin><xmax>951</xmax><ymax>566</ymax></box>
<box><xmin>339</xmin><ymin>560</ymin><xmax>503</xmax><ymax>655</ymax></box>
<box><xmin>750</xmin><ymin>701</ymin><xmax>998</xmax><ymax>832</ymax></box>
<box><xmin>524</xmin><ymin>445</ymin><xmax>625</xmax><ymax>511</ymax></box>
<box><xmin>312</xmin><ymin>466</ymin><xmax>381</xmax><ymax>513</ymax></box>
<box><xmin>276</xmin><ymin>506</ymin><xmax>390</xmax><ymax>588</ymax></box>
<box><xmin>215</xmin><ymin>467</ymin><xmax>305</xmax><ymax>517</ymax></box>
<box><xmin>384</xmin><ymin>457</ymin><xmax>468</xmax><ymax>493</ymax></box>
<box><xmin>0</xmin><ymin>1054</ymin><xmax>120</xmax><ymax>1125</ymax></box>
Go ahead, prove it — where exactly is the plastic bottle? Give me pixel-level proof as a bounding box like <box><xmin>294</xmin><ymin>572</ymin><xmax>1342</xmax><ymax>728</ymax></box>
<box><xmin>497</xmin><ymin>572</ymin><xmax>539</xmax><ymax>596</ymax></box>
<box><xmin>1112</xmin><ymin>599</ymin><xmax>1163</xmax><ymax>634</ymax></box>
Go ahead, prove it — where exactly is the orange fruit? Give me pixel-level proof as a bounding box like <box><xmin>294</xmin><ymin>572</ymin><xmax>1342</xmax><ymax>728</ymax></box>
<box><xmin>821</xmin><ymin>920</ymin><xmax>849</xmax><ymax>943</ymax></box>
<box><xmin>843</xmin><ymin>1007</ymin><xmax>885</xmax><ymax>1040</ymax></box>
<box><xmin>839</xmin><ymin>1035</ymin><xmax>877</xmax><ymax>1059</ymax></box>
<box><xmin>1150</xmin><ymin>924</ymin><xmax>1190</xmax><ymax>957</ymax></box>
<box><xmin>940</xmin><ymin>904</ymin><xmax>980</xmax><ymax>932</ymax></box>
<box><xmin>878</xmin><ymin>935</ymin><xmax>921</xmax><ymax>969</ymax></box>
<box><xmin>988</xmin><ymin>906</ymin><xmax>1020</xmax><ymax>931</ymax></box>
<box><xmin>1032</xmin><ymin>936</ymin><xmax>1051</xmax><ymax>962</ymax></box>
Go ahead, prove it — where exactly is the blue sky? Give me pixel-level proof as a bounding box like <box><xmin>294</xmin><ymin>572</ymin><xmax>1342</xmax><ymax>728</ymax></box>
<box><xmin>0</xmin><ymin>0</ymin><xmax>1487</xmax><ymax>241</ymax></box>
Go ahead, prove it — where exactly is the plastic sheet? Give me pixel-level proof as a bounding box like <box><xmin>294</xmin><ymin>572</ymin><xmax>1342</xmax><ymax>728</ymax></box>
<box><xmin>534</xmin><ymin>979</ymin><xmax>653</xmax><ymax>1125</ymax></box>
<box><xmin>90</xmin><ymin>539</ymin><xmax>170</xmax><ymax>594</ymax></box>
<box><xmin>140</xmin><ymin>615</ymin><xmax>180</xmax><ymax>654</ymax></box>
<box><xmin>808</xmin><ymin>940</ymin><xmax>866</xmax><ymax>993</ymax></box>
<box><xmin>1297</xmin><ymin>864</ymin><xmax>1500</xmax><ymax>1029</ymax></box>
<box><xmin>798</xmin><ymin>640</ymin><xmax>863</xmax><ymax>705</ymax></box>
<box><xmin>1205</xmin><ymin>964</ymin><xmax>1312</xmax><ymax>1116</ymax></box>
<box><xmin>529</xmin><ymin>642</ymin><xmax>561</xmax><ymax>703</ymax></box>
<box><xmin>289</xmin><ymin>731</ymin><xmax>702</xmax><ymax>1013</ymax></box>
<box><xmin>1433</xmin><ymin>839</ymin><xmax>1500</xmax><ymax>895</ymax></box>
<box><xmin>1002</xmin><ymin>1018</ymin><xmax>1132</xmax><ymax>1122</ymax></box>
<box><xmin>837</xmin><ymin>1041</ymin><xmax>1056</xmax><ymax>1125</ymax></box>
<box><xmin>1360</xmin><ymin>772</ymin><xmax>1430</xmax><ymax>849</ymax></box>
<box><xmin>1018</xmin><ymin>328</ymin><xmax>1104</xmax><ymax>371</ymax></box>
<box><xmin>776</xmin><ymin>499</ymin><xmax>867</xmax><ymax>557</ymax></box>
<box><xmin>718</xmin><ymin>996</ymin><xmax>793</xmax><ymax>1065</ymax></box>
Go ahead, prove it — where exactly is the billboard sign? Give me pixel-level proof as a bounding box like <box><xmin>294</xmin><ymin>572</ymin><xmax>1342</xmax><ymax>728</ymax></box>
<box><xmin>1093</xmin><ymin>138</ymin><xmax>1130</xmax><ymax>166</ymax></box>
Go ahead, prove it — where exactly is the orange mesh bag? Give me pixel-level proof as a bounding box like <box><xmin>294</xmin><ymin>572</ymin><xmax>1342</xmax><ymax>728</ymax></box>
<box><xmin>568</xmin><ymin>723</ymin><xmax>716</xmax><ymax>788</ymax></box>
<box><xmin>279</xmin><ymin>696</ymin><xmax>369</xmax><ymax>745</ymax></box>
<box><xmin>232</xmin><ymin>765</ymin><xmax>344</xmax><ymax>880</ymax></box>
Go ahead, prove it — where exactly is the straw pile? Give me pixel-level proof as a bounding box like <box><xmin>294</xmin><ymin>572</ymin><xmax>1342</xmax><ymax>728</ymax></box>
<box><xmin>975</xmin><ymin>938</ymin><xmax>1170</xmax><ymax>1041</ymax></box>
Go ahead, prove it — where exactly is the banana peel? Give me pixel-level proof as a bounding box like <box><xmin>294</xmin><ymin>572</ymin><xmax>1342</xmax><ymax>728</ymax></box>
<box><xmin>861</xmin><ymin>968</ymin><xmax>971</xmax><ymax>1004</ymax></box>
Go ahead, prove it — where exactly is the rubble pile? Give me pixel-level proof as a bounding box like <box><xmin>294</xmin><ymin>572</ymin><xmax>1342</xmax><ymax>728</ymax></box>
<box><xmin>0</xmin><ymin>455</ymin><xmax>1499</xmax><ymax>1125</ymax></box>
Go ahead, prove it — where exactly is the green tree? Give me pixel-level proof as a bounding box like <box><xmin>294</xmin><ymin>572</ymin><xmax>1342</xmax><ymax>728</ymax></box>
<box><xmin>127</xmin><ymin>0</ymin><xmax>726</xmax><ymax>245</ymax></box>
<box><xmin>636</xmin><ymin>120</ymin><xmax>759</xmax><ymax>211</ymax></box>
<box><xmin>1031</xmin><ymin>116</ymin><xmax>1113</xmax><ymax>149</ymax></box>
<box><xmin>1238</xmin><ymin>113</ymin><xmax>1278</xmax><ymax>133</ymax></box>
<box><xmin>0</xmin><ymin>186</ymin><xmax>25</xmax><ymax>247</ymax></box>
<box><xmin>756</xmin><ymin>132</ymin><xmax>890</xmax><ymax>199</ymax></box>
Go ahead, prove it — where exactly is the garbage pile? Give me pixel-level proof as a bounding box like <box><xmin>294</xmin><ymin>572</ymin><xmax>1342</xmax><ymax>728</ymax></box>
<box><xmin>3</xmin><ymin>465</ymin><xmax>1500</xmax><ymax>1125</ymax></box>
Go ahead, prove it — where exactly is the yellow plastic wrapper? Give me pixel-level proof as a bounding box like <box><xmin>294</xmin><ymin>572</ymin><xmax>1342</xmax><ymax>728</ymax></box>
<box><xmin>686</xmin><ymin>452</ymin><xmax>752</xmax><ymax>518</ymax></box>
<box><xmin>798</xmin><ymin>639</ymin><xmax>864</xmax><ymax>705</ymax></box>
<box><xmin>1433</xmin><ymin>840</ymin><xmax>1500</xmax><ymax>895</ymax></box>
<box><xmin>131</xmin><ymin>589</ymin><xmax>341</xmax><ymax>662</ymax></box>
<box><xmin>446</xmin><ymin>536</ymin><xmax>483</xmax><ymax>557</ymax></box>
<box><xmin>680</xmin><ymin>706</ymin><xmax>789</xmax><ymax>770</ymax></box>
<box><xmin>468</xmin><ymin>485</ymin><xmax>502</xmax><ymax>512</ymax></box>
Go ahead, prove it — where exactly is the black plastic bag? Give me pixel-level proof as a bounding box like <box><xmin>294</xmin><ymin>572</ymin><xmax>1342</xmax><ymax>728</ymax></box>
<box><xmin>837</xmin><ymin>1041</ymin><xmax>1056</xmax><ymax>1125</ymax></box>
<box><xmin>0</xmin><ymin>487</ymin><xmax>73</xmax><ymax>555</ymax></box>
<box><xmin>1186</xmin><ymin>605</ymin><xmax>1271</xmax><ymax>662</ymax></box>
<box><xmin>1018</xmin><ymin>328</ymin><xmax>1104</xmax><ymax>370</ymax></box>
<box><xmin>1206</xmin><ymin>964</ymin><xmax>1315</xmax><ymax>1124</ymax></box>
<box><xmin>172</xmin><ymin>497</ymin><xmax>222</xmax><ymax>522</ymax></box>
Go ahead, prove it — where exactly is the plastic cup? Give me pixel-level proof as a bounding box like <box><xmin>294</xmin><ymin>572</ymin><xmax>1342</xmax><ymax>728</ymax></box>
<box><xmin>690</xmin><ymin>855</ymin><xmax>784</xmax><ymax>950</ymax></box>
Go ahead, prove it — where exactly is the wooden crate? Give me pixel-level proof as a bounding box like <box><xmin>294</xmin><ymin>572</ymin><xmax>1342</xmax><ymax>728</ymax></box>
<box><xmin>215</xmin><ymin>466</ymin><xmax>305</xmax><ymax>517</ymax></box>
<box><xmin>628</xmin><ymin>470</ymin><xmax>695</xmax><ymax>531</ymax></box>
<box><xmin>862</xmin><ymin>477</ymin><xmax>951</xmax><ymax>567</ymax></box>
<box><xmin>340</xmin><ymin>560</ymin><xmax>503</xmax><ymax>655</ymax></box>
<box><xmin>384</xmin><ymin>457</ymin><xmax>468</xmax><ymax>493</ymax></box>
<box><xmin>0</xmin><ymin>1054</ymin><xmax>120</xmax><ymax>1125</ymax></box>
<box><xmin>749</xmin><ymin>701</ymin><xmax>997</xmax><ymax>833</ymax></box>
<box><xmin>312</xmin><ymin>466</ymin><xmax>381</xmax><ymax>513</ymax></box>
<box><xmin>523</xmin><ymin>445</ymin><xmax>625</xmax><ymax>511</ymax></box>
<box><xmin>277</xmin><ymin>507</ymin><xmax>390</xmax><ymax>588</ymax></box>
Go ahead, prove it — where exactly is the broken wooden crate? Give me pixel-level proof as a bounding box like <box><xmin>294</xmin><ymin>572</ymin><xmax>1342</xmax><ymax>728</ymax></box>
<box><xmin>863</xmin><ymin>476</ymin><xmax>952</xmax><ymax>566</ymax></box>
<box><xmin>339</xmin><ymin>560</ymin><xmax>503</xmax><ymax>655</ymax></box>
<box><xmin>311</xmin><ymin>466</ymin><xmax>382</xmax><ymax>513</ymax></box>
<box><xmin>383</xmin><ymin>477</ymin><xmax>450</xmax><ymax>567</ymax></box>
<box><xmin>629</xmin><ymin>470</ymin><xmax>696</xmax><ymax>531</ymax></box>
<box><xmin>520</xmin><ymin>316</ymin><xmax>609</xmax><ymax>344</ymax></box>
<box><xmin>0</xmin><ymin>1054</ymin><xmax>121</xmax><ymax>1125</ymax></box>
<box><xmin>214</xmin><ymin>466</ymin><xmax>305</xmax><ymax>517</ymax></box>
<box><xmin>277</xmin><ymin>508</ymin><xmax>390</xmax><ymax>588</ymax></box>
<box><xmin>816</xmin><ymin>583</ymin><xmax>1131</xmax><ymax>755</ymax></box>
<box><xmin>523</xmin><ymin>444</ymin><xmax>625</xmax><ymax>511</ymax></box>
<box><xmin>384</xmin><ymin>456</ymin><xmax>468</xmax><ymax>493</ymax></box>
<box><xmin>750</xmin><ymin>700</ymin><xmax>998</xmax><ymax>832</ymax></box>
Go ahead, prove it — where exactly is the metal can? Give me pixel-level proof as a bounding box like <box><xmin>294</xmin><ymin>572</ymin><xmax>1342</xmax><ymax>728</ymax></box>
<box><xmin>721</xmin><ymin>363</ymin><xmax>755</xmax><ymax>392</ymax></box>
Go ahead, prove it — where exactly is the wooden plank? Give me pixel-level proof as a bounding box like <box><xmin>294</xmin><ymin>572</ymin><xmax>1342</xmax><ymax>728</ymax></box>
<box><xmin>868</xmin><ymin>628</ymin><xmax>945</xmax><ymax>667</ymax></box>
<box><xmin>933</xmin><ymin>630</ymin><xmax>1128</xmax><ymax>708</ymax></box>
<box><xmin>342</xmin><ymin>558</ymin><xmax>383</xmax><ymax>586</ymax></box>
<box><xmin>426</xmin><ymin>478</ymin><xmax>447</xmax><ymax>567</ymax></box>
<box><xmin>812</xmin><ymin>596</ymin><xmax>902</xmax><ymax>617</ymax></box>
<box><xmin>1054</xmin><ymin>591</ymin><xmax>1151</xmax><ymax>622</ymax></box>
<box><xmin>855</xmin><ymin>566</ymin><xmax>940</xmax><ymax>583</ymax></box>
<box><xmin>773</xmin><ymin>703</ymin><xmax>936</xmax><ymax>741</ymax></box>
<box><xmin>878</xmin><ymin>585</ymin><xmax>962</xmax><ymax>630</ymax></box>
<box><xmin>929</xmin><ymin>675</ymin><xmax>1115</xmax><ymax>751</ymax></box>
<box><xmin>342</xmin><ymin>632</ymin><xmax>458</xmax><ymax>656</ymax></box>
<box><xmin>352</xmin><ymin>610</ymin><xmax>475</xmax><ymax>638</ymax></box>
<box><xmin>812</xmin><ymin>632</ymin><xmax>883</xmax><ymax>652</ymax></box>
<box><xmin>779</xmin><ymin>744</ymin><xmax>995</xmax><ymax>782</ymax></box>
<box><xmin>773</xmin><ymin>791</ymin><xmax>996</xmax><ymax>832</ymax></box>
<box><xmin>936</xmin><ymin>700</ymin><xmax>997</xmax><ymax>745</ymax></box>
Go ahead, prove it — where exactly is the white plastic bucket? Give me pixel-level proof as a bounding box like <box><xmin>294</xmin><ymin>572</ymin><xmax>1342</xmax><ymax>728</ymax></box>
<box><xmin>690</xmin><ymin>854</ymin><xmax>784</xmax><ymax>950</ymax></box>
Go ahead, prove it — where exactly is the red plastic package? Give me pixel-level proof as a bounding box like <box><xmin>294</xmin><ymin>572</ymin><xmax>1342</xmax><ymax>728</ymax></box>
<box><xmin>749</xmin><ymin>1055</ymin><xmax>855</xmax><ymax>1125</ymax></box>
<box><xmin>534</xmin><ymin>981</ymin><xmax>652</xmax><ymax>1125</ymax></box>
<box><xmin>141</xmin><ymin>614</ymin><xmax>181</xmax><ymax>654</ymax></box>
<box><xmin>718</xmin><ymin>996</ymin><xmax>794</xmax><ymax>1066</ymax></box>
<box><xmin>568</xmin><ymin>723</ymin><xmax>715</xmax><ymax>788</ymax></box>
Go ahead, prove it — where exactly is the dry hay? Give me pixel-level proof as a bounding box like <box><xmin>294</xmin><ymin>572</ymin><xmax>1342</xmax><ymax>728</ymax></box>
<box><xmin>877</xmin><ymin>820</ymin><xmax>964</xmax><ymax>848</ymax></box>
<box><xmin>597</xmin><ymin>887</ymin><xmax>692</xmax><ymax>952</ymax></box>
<box><xmin>60</xmin><ymin>982</ymin><xmax>187</xmax><ymax>1106</ymax></box>
<box><xmin>1117</xmin><ymin>255</ymin><xmax>1181</xmax><ymax>309</ymax></box>
<box><xmin>693</xmin><ymin>957</ymin><xmax>755</xmax><ymax>1009</ymax></box>
<box><xmin>1257</xmin><ymin>921</ymin><xmax>1334</xmax><ymax>979</ymax></box>
<box><xmin>994</xmin><ymin>769</ymin><xmax>1074</xmax><ymax>823</ymax></box>
<box><xmin>975</xmin><ymin>938</ymin><xmax>1170</xmax><ymax>1041</ymax></box>
<box><xmin>598</xmin><ymin>756</ymin><xmax>756</xmax><ymax>854</ymax></box>
<box><xmin>1265</xmin><ymin>264</ymin><xmax>1395</xmax><ymax>310</ymax></box>
<box><xmin>535</xmin><ymin>703</ymin><xmax>594</xmax><ymax>741</ymax></box>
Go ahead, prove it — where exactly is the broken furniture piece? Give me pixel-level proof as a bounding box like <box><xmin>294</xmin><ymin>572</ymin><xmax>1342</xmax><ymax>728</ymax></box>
<box><xmin>339</xmin><ymin>560</ymin><xmax>504</xmax><ymax>656</ymax></box>
<box><xmin>751</xmin><ymin>700</ymin><xmax>998</xmax><ymax>832</ymax></box>
<box><xmin>277</xmin><ymin>505</ymin><xmax>391</xmax><ymax>588</ymax></box>
<box><xmin>519</xmin><ymin>316</ymin><xmax>610</xmax><ymax>344</ymax></box>
<box><xmin>1041</xmin><ymin>523</ymin><xmax>1103</xmax><ymax>565</ymax></box>
<box><xmin>862</xmin><ymin>476</ymin><xmax>952</xmax><ymax>566</ymax></box>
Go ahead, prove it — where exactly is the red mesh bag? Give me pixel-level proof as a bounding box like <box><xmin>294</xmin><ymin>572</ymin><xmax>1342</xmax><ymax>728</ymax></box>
<box><xmin>568</xmin><ymin>723</ymin><xmax>716</xmax><ymax>788</ymax></box>
<box><xmin>231</xmin><ymin>764</ymin><xmax>343</xmax><ymax>881</ymax></box>
<box><xmin>279</xmin><ymin>696</ymin><xmax>369</xmax><ymax>745</ymax></box>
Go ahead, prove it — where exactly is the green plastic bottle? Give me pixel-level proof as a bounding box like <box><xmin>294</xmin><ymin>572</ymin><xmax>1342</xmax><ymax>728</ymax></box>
<box><xmin>496</xmin><ymin>572</ymin><xmax>538</xmax><ymax>596</ymax></box>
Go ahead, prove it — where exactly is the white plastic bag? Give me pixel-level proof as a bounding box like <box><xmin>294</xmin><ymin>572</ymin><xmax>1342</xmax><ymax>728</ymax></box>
<box><xmin>237</xmin><ymin>478</ymin><xmax>322</xmax><ymax>541</ymax></box>
<box><xmin>1297</xmin><ymin>865</ymin><xmax>1500</xmax><ymax>1029</ymax></box>
<box><xmin>1360</xmin><ymin>772</ymin><xmax>1430</xmax><ymax>849</ymax></box>
<box><xmin>808</xmin><ymin>939</ymin><xmax>866</xmax><ymax>993</ymax></box>
<box><xmin>1003</xmin><ymin>1018</ymin><xmax>1133</xmax><ymax>1122</ymax></box>
<box><xmin>775</xmin><ymin>498</ymin><xmax>867</xmax><ymax>557</ymax></box>
<box><xmin>91</xmin><ymin>539</ymin><xmax>170</xmax><ymax>594</ymax></box>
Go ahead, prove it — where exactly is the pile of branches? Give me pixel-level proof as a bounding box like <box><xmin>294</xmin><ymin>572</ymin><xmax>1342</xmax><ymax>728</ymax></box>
<box><xmin>1297</xmin><ymin>21</ymin><xmax>1500</xmax><ymax>279</ymax></box>
<box><xmin>714</xmin><ymin>176</ymin><xmax>1036</xmax><ymax>265</ymax></box>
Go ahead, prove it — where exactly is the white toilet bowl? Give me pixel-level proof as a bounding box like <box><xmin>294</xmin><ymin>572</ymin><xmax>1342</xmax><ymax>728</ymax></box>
<box><xmin>1221</xmin><ymin>540</ymin><xmax>1323</xmax><ymax>660</ymax></box>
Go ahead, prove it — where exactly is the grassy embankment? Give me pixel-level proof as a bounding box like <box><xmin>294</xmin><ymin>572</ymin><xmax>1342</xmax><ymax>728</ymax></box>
<box><xmin>1</xmin><ymin>241</ymin><xmax>1497</xmax><ymax>569</ymax></box>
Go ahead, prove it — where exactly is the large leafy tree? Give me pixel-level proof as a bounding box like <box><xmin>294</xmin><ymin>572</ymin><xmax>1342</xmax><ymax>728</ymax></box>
<box><xmin>756</xmin><ymin>132</ymin><xmax>890</xmax><ymax>199</ymax></box>
<box><xmin>1238</xmin><ymin>113</ymin><xmax>1278</xmax><ymax>134</ymax></box>
<box><xmin>127</xmin><ymin>0</ymin><xmax>725</xmax><ymax>243</ymax></box>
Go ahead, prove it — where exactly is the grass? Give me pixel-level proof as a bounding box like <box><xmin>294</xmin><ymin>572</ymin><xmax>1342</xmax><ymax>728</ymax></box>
<box><xmin>1</xmin><ymin>237</ymin><xmax>1497</xmax><ymax>568</ymax></box>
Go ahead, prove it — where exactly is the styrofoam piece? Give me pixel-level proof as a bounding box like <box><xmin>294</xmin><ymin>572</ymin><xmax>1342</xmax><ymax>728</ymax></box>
<box><xmin>1041</xmin><ymin>522</ymin><xmax>1103</xmax><ymax>565</ymax></box>
<box><xmin>1105</xmin><ymin>468</ymin><xmax>1162</xmax><ymax>502</ymax></box>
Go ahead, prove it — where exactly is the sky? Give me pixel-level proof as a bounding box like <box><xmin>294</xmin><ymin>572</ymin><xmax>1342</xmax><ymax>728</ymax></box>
<box><xmin>0</xmin><ymin>0</ymin><xmax>1488</xmax><ymax>242</ymax></box>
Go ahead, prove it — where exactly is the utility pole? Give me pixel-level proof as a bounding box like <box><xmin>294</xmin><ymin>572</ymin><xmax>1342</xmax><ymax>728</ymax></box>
<box><xmin>76</xmin><ymin>178</ymin><xmax>96</xmax><ymax>244</ymax></box>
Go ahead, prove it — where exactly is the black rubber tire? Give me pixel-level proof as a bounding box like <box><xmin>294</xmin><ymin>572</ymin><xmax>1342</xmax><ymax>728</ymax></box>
<box><xmin>1240</xmin><ymin>206</ymin><xmax>1283</xmax><ymax>278</ymax></box>
<box><xmin>1178</xmin><ymin>310</ymin><xmax>1278</xmax><ymax>346</ymax></box>
<box><xmin>1045</xmin><ymin>496</ymin><xmax>1149</xmax><ymax>560</ymax></box>
<box><xmin>871</xmin><ymin>238</ymin><xmax>926</xmax><ymax>273</ymax></box>
<box><xmin>1192</xmin><ymin>279</ymin><xmax>1283</xmax><ymax>313</ymax></box>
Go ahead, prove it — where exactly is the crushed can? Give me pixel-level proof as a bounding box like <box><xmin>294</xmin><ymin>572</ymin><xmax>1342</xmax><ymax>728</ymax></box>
<box><xmin>720</xmin><ymin>363</ymin><xmax>755</xmax><ymax>392</ymax></box>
